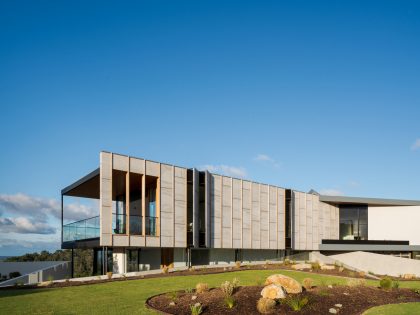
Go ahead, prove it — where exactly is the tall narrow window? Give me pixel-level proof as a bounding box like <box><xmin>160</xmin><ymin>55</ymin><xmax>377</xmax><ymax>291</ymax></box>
<box><xmin>339</xmin><ymin>205</ymin><xmax>368</xmax><ymax>240</ymax></box>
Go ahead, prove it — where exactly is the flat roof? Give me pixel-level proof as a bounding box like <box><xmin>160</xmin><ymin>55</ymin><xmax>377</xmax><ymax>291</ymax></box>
<box><xmin>319</xmin><ymin>195</ymin><xmax>420</xmax><ymax>206</ymax></box>
<box><xmin>61</xmin><ymin>168</ymin><xmax>100</xmax><ymax>199</ymax></box>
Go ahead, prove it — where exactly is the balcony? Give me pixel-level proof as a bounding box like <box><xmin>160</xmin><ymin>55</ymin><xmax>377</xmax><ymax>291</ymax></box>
<box><xmin>113</xmin><ymin>213</ymin><xmax>158</xmax><ymax>236</ymax></box>
<box><xmin>63</xmin><ymin>216</ymin><xmax>100</xmax><ymax>242</ymax></box>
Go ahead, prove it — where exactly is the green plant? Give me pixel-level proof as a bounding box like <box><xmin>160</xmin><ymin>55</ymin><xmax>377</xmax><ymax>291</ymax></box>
<box><xmin>190</xmin><ymin>303</ymin><xmax>203</xmax><ymax>315</ymax></box>
<box><xmin>380</xmin><ymin>277</ymin><xmax>393</xmax><ymax>290</ymax></box>
<box><xmin>224</xmin><ymin>296</ymin><xmax>236</xmax><ymax>309</ymax></box>
<box><xmin>284</xmin><ymin>259</ymin><xmax>291</xmax><ymax>266</ymax></box>
<box><xmin>256</xmin><ymin>297</ymin><xmax>276</xmax><ymax>314</ymax></box>
<box><xmin>368</xmin><ymin>270</ymin><xmax>375</xmax><ymax>275</ymax></box>
<box><xmin>235</xmin><ymin>261</ymin><xmax>241</xmax><ymax>269</ymax></box>
<box><xmin>393</xmin><ymin>280</ymin><xmax>400</xmax><ymax>289</ymax></box>
<box><xmin>221</xmin><ymin>278</ymin><xmax>240</xmax><ymax>297</ymax></box>
<box><xmin>185</xmin><ymin>287</ymin><xmax>194</xmax><ymax>293</ymax></box>
<box><xmin>284</xmin><ymin>296</ymin><xmax>309</xmax><ymax>311</ymax></box>
<box><xmin>411</xmin><ymin>288</ymin><xmax>420</xmax><ymax>294</ymax></box>
<box><xmin>195</xmin><ymin>282</ymin><xmax>209</xmax><ymax>294</ymax></box>
<box><xmin>47</xmin><ymin>275</ymin><xmax>54</xmax><ymax>282</ymax></box>
<box><xmin>166</xmin><ymin>291</ymin><xmax>179</xmax><ymax>302</ymax></box>
<box><xmin>311</xmin><ymin>262</ymin><xmax>321</xmax><ymax>271</ymax></box>
<box><xmin>302</xmin><ymin>278</ymin><xmax>313</xmax><ymax>290</ymax></box>
<box><xmin>347</xmin><ymin>278</ymin><xmax>366</xmax><ymax>287</ymax></box>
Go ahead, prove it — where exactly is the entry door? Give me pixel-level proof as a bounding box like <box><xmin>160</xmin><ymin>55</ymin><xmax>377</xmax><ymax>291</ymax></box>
<box><xmin>161</xmin><ymin>248</ymin><xmax>174</xmax><ymax>267</ymax></box>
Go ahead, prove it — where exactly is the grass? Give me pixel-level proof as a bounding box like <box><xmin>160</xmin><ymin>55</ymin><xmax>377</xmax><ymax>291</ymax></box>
<box><xmin>0</xmin><ymin>269</ymin><xmax>419</xmax><ymax>314</ymax></box>
<box><xmin>363</xmin><ymin>302</ymin><xmax>420</xmax><ymax>315</ymax></box>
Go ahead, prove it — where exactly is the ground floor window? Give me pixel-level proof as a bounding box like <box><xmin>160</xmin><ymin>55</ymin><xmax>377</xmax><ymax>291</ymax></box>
<box><xmin>126</xmin><ymin>249</ymin><xmax>140</xmax><ymax>272</ymax></box>
<box><xmin>93</xmin><ymin>248</ymin><xmax>113</xmax><ymax>275</ymax></box>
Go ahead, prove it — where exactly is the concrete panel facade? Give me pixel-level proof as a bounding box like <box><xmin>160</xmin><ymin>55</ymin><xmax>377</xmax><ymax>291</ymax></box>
<box><xmin>293</xmin><ymin>191</ymin><xmax>339</xmax><ymax>250</ymax></box>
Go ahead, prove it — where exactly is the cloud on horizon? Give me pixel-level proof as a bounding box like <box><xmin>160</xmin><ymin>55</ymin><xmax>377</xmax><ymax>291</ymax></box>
<box><xmin>199</xmin><ymin>164</ymin><xmax>247</xmax><ymax>178</ymax></box>
<box><xmin>254</xmin><ymin>154</ymin><xmax>280</xmax><ymax>168</ymax></box>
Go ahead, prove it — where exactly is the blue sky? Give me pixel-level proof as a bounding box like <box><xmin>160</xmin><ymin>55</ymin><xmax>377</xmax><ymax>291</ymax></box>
<box><xmin>1</xmin><ymin>1</ymin><xmax>420</xmax><ymax>256</ymax></box>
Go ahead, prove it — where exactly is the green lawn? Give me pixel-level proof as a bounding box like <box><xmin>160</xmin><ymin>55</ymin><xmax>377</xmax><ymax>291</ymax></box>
<box><xmin>363</xmin><ymin>302</ymin><xmax>420</xmax><ymax>315</ymax></box>
<box><xmin>0</xmin><ymin>269</ymin><xmax>419</xmax><ymax>315</ymax></box>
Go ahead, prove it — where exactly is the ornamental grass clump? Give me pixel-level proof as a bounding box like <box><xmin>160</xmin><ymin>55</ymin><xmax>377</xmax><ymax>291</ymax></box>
<box><xmin>221</xmin><ymin>278</ymin><xmax>240</xmax><ymax>297</ymax></box>
<box><xmin>190</xmin><ymin>303</ymin><xmax>202</xmax><ymax>315</ymax></box>
<box><xmin>256</xmin><ymin>297</ymin><xmax>276</xmax><ymax>314</ymax></box>
<box><xmin>302</xmin><ymin>278</ymin><xmax>314</xmax><ymax>290</ymax></box>
<box><xmin>196</xmin><ymin>282</ymin><xmax>209</xmax><ymax>294</ymax></box>
<box><xmin>224</xmin><ymin>296</ymin><xmax>236</xmax><ymax>309</ymax></box>
<box><xmin>311</xmin><ymin>262</ymin><xmax>321</xmax><ymax>271</ymax></box>
<box><xmin>284</xmin><ymin>295</ymin><xmax>309</xmax><ymax>311</ymax></box>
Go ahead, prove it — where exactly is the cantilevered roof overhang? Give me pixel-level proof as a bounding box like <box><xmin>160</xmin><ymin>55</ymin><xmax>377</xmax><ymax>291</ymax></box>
<box><xmin>61</xmin><ymin>168</ymin><xmax>100</xmax><ymax>199</ymax></box>
<box><xmin>319</xmin><ymin>195</ymin><xmax>420</xmax><ymax>206</ymax></box>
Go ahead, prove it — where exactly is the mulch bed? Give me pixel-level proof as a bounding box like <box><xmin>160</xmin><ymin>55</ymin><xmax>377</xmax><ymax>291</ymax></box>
<box><xmin>147</xmin><ymin>285</ymin><xmax>420</xmax><ymax>315</ymax></box>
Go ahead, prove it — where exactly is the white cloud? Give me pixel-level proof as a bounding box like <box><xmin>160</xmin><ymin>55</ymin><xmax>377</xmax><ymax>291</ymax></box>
<box><xmin>0</xmin><ymin>217</ymin><xmax>56</xmax><ymax>234</ymax></box>
<box><xmin>200</xmin><ymin>164</ymin><xmax>247</xmax><ymax>178</ymax></box>
<box><xmin>319</xmin><ymin>189</ymin><xmax>344</xmax><ymax>196</ymax></box>
<box><xmin>254</xmin><ymin>154</ymin><xmax>280</xmax><ymax>168</ymax></box>
<box><xmin>0</xmin><ymin>238</ymin><xmax>60</xmax><ymax>256</ymax></box>
<box><xmin>411</xmin><ymin>139</ymin><xmax>420</xmax><ymax>151</ymax></box>
<box><xmin>0</xmin><ymin>193</ymin><xmax>97</xmax><ymax>222</ymax></box>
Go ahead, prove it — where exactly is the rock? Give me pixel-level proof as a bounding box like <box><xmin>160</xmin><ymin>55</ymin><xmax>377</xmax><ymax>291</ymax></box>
<box><xmin>291</xmin><ymin>263</ymin><xmax>312</xmax><ymax>270</ymax></box>
<box><xmin>335</xmin><ymin>304</ymin><xmax>342</xmax><ymax>308</ymax></box>
<box><xmin>328</xmin><ymin>285</ymin><xmax>333</xmax><ymax>288</ymax></box>
<box><xmin>329</xmin><ymin>308</ymin><xmax>337</xmax><ymax>314</ymax></box>
<box><xmin>169</xmin><ymin>302</ymin><xmax>175</xmax><ymax>306</ymax></box>
<box><xmin>265</xmin><ymin>274</ymin><xmax>302</xmax><ymax>294</ymax></box>
<box><xmin>403</xmin><ymin>274</ymin><xmax>416</xmax><ymax>280</ymax></box>
<box><xmin>321</xmin><ymin>265</ymin><xmax>335</xmax><ymax>270</ymax></box>
<box><xmin>191</xmin><ymin>295</ymin><xmax>197</xmax><ymax>300</ymax></box>
<box><xmin>38</xmin><ymin>281</ymin><xmax>52</xmax><ymax>287</ymax></box>
<box><xmin>261</xmin><ymin>284</ymin><xmax>287</xmax><ymax>300</ymax></box>
<box><xmin>343</xmin><ymin>292</ymin><xmax>349</xmax><ymax>296</ymax></box>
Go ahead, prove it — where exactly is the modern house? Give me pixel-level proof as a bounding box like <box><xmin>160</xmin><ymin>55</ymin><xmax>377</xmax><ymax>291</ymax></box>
<box><xmin>61</xmin><ymin>152</ymin><xmax>420</xmax><ymax>275</ymax></box>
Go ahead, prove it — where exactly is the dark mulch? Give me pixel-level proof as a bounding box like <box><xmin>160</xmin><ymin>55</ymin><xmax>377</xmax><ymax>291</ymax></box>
<box><xmin>147</xmin><ymin>285</ymin><xmax>420</xmax><ymax>315</ymax></box>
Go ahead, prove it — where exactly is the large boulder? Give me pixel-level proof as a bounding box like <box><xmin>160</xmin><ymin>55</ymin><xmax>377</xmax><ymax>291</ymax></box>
<box><xmin>265</xmin><ymin>274</ymin><xmax>302</xmax><ymax>294</ymax></box>
<box><xmin>291</xmin><ymin>263</ymin><xmax>312</xmax><ymax>270</ymax></box>
<box><xmin>261</xmin><ymin>284</ymin><xmax>286</xmax><ymax>300</ymax></box>
<box><xmin>321</xmin><ymin>265</ymin><xmax>335</xmax><ymax>270</ymax></box>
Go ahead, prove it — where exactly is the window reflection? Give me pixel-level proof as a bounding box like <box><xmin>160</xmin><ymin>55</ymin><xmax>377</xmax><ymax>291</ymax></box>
<box><xmin>339</xmin><ymin>205</ymin><xmax>368</xmax><ymax>240</ymax></box>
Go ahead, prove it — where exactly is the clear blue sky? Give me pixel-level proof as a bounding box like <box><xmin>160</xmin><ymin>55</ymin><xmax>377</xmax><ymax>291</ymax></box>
<box><xmin>1</xmin><ymin>1</ymin><xmax>420</xmax><ymax>255</ymax></box>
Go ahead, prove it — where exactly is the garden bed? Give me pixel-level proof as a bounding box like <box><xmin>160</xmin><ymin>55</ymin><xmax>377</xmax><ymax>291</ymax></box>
<box><xmin>147</xmin><ymin>285</ymin><xmax>420</xmax><ymax>315</ymax></box>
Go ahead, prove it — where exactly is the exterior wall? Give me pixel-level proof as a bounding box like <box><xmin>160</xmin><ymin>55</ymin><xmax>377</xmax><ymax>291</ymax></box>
<box><xmin>293</xmin><ymin>191</ymin><xmax>339</xmax><ymax>250</ymax></box>
<box><xmin>210</xmin><ymin>174</ymin><xmax>286</xmax><ymax>250</ymax></box>
<box><xmin>99</xmin><ymin>152</ymin><xmax>187</xmax><ymax>248</ymax></box>
<box><xmin>368</xmin><ymin>206</ymin><xmax>420</xmax><ymax>245</ymax></box>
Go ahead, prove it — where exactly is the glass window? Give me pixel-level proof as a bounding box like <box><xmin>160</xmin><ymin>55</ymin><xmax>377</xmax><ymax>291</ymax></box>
<box><xmin>339</xmin><ymin>205</ymin><xmax>368</xmax><ymax>240</ymax></box>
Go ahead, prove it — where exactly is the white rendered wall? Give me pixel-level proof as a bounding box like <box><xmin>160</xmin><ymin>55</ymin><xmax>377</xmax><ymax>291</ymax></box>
<box><xmin>368</xmin><ymin>206</ymin><xmax>420</xmax><ymax>245</ymax></box>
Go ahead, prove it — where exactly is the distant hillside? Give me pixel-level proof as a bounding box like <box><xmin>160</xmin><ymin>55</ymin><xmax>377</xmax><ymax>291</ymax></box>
<box><xmin>0</xmin><ymin>256</ymin><xmax>12</xmax><ymax>262</ymax></box>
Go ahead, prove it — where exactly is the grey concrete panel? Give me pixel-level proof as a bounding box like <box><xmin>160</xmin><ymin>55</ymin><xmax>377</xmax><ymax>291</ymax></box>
<box><xmin>175</xmin><ymin>223</ymin><xmax>186</xmax><ymax>247</ymax></box>
<box><xmin>100</xmin><ymin>178</ymin><xmax>112</xmax><ymax>207</ymax></box>
<box><xmin>146</xmin><ymin>236</ymin><xmax>160</xmax><ymax>247</ymax></box>
<box><xmin>100</xmin><ymin>205</ymin><xmax>112</xmax><ymax>235</ymax></box>
<box><xmin>161</xmin><ymin>235</ymin><xmax>173</xmax><ymax>247</ymax></box>
<box><xmin>100</xmin><ymin>152</ymin><xmax>112</xmax><ymax>179</ymax></box>
<box><xmin>130</xmin><ymin>157</ymin><xmax>145</xmax><ymax>174</ymax></box>
<box><xmin>193</xmin><ymin>169</ymin><xmax>200</xmax><ymax>248</ymax></box>
<box><xmin>232</xmin><ymin>179</ymin><xmax>241</xmax><ymax>200</ymax></box>
<box><xmin>130</xmin><ymin>235</ymin><xmax>145</xmax><ymax>247</ymax></box>
<box><xmin>113</xmin><ymin>235</ymin><xmax>129</xmax><ymax>247</ymax></box>
<box><xmin>113</xmin><ymin>154</ymin><xmax>129</xmax><ymax>172</ymax></box>
<box><xmin>174</xmin><ymin>167</ymin><xmax>187</xmax><ymax>179</ymax></box>
<box><xmin>211</xmin><ymin>175</ymin><xmax>222</xmax><ymax>248</ymax></box>
<box><xmin>100</xmin><ymin>233</ymin><xmax>112</xmax><ymax>246</ymax></box>
<box><xmin>161</xmin><ymin>187</ymin><xmax>173</xmax><ymax>214</ymax></box>
<box><xmin>146</xmin><ymin>161</ymin><xmax>160</xmax><ymax>177</ymax></box>
<box><xmin>174</xmin><ymin>176</ymin><xmax>186</xmax><ymax>201</ymax></box>
<box><xmin>160</xmin><ymin>164</ymin><xmax>173</xmax><ymax>189</ymax></box>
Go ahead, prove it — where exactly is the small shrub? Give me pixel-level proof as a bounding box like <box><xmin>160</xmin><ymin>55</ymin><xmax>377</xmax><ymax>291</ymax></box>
<box><xmin>284</xmin><ymin>296</ymin><xmax>309</xmax><ymax>311</ymax></box>
<box><xmin>47</xmin><ymin>275</ymin><xmax>54</xmax><ymax>282</ymax></box>
<box><xmin>284</xmin><ymin>259</ymin><xmax>291</xmax><ymax>266</ymax></box>
<box><xmin>379</xmin><ymin>277</ymin><xmax>393</xmax><ymax>290</ymax></box>
<box><xmin>347</xmin><ymin>278</ymin><xmax>366</xmax><ymax>287</ymax></box>
<box><xmin>302</xmin><ymin>278</ymin><xmax>313</xmax><ymax>290</ymax></box>
<box><xmin>368</xmin><ymin>270</ymin><xmax>375</xmax><ymax>275</ymax></box>
<box><xmin>190</xmin><ymin>303</ymin><xmax>203</xmax><ymax>315</ymax></box>
<box><xmin>196</xmin><ymin>282</ymin><xmax>209</xmax><ymax>294</ymax></box>
<box><xmin>235</xmin><ymin>261</ymin><xmax>241</xmax><ymax>269</ymax></box>
<box><xmin>224</xmin><ymin>296</ymin><xmax>236</xmax><ymax>309</ymax></box>
<box><xmin>256</xmin><ymin>297</ymin><xmax>276</xmax><ymax>314</ymax></box>
<box><xmin>162</xmin><ymin>266</ymin><xmax>169</xmax><ymax>274</ymax></box>
<box><xmin>311</xmin><ymin>262</ymin><xmax>321</xmax><ymax>271</ymax></box>
<box><xmin>106</xmin><ymin>272</ymin><xmax>113</xmax><ymax>280</ymax></box>
<box><xmin>221</xmin><ymin>278</ymin><xmax>240</xmax><ymax>297</ymax></box>
<box><xmin>348</xmin><ymin>271</ymin><xmax>356</xmax><ymax>278</ymax></box>
<box><xmin>189</xmin><ymin>267</ymin><xmax>196</xmax><ymax>272</ymax></box>
<box><xmin>411</xmin><ymin>288</ymin><xmax>420</xmax><ymax>294</ymax></box>
<box><xmin>185</xmin><ymin>287</ymin><xmax>194</xmax><ymax>293</ymax></box>
<box><xmin>166</xmin><ymin>291</ymin><xmax>179</xmax><ymax>302</ymax></box>
<box><xmin>393</xmin><ymin>280</ymin><xmax>400</xmax><ymax>289</ymax></box>
<box><xmin>232</xmin><ymin>277</ymin><xmax>240</xmax><ymax>288</ymax></box>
